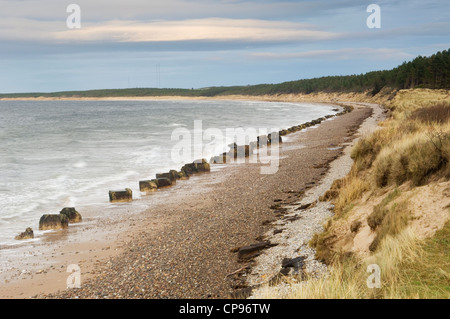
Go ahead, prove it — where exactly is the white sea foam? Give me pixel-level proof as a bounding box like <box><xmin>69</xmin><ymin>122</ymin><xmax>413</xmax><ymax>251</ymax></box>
<box><xmin>73</xmin><ymin>160</ymin><xmax>87</xmax><ymax>168</ymax></box>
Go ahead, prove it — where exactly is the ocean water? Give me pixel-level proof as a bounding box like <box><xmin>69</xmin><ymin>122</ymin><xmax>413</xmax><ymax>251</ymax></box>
<box><xmin>0</xmin><ymin>99</ymin><xmax>338</xmax><ymax>246</ymax></box>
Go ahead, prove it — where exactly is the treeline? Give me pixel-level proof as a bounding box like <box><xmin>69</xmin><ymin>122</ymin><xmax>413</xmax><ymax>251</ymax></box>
<box><xmin>1</xmin><ymin>49</ymin><xmax>448</xmax><ymax>98</ymax></box>
<box><xmin>213</xmin><ymin>48</ymin><xmax>450</xmax><ymax>96</ymax></box>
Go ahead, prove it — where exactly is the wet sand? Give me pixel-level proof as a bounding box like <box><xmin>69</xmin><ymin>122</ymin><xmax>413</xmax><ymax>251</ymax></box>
<box><xmin>0</xmin><ymin>102</ymin><xmax>374</xmax><ymax>299</ymax></box>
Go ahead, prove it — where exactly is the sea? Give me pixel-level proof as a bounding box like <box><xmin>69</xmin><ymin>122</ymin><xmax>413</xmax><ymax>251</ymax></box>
<box><xmin>0</xmin><ymin>99</ymin><xmax>338</xmax><ymax>247</ymax></box>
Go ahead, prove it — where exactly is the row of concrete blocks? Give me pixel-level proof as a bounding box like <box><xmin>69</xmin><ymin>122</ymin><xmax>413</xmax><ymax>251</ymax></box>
<box><xmin>16</xmin><ymin>113</ymin><xmax>348</xmax><ymax>239</ymax></box>
<box><xmin>281</xmin><ymin>105</ymin><xmax>355</xmax><ymax>137</ymax></box>
<box><xmin>208</xmin><ymin>112</ymin><xmax>349</xmax><ymax>164</ymax></box>
<box><xmin>15</xmin><ymin>207</ymin><xmax>82</xmax><ymax>240</ymax></box>
<box><xmin>108</xmin><ymin>159</ymin><xmax>211</xmax><ymax>202</ymax></box>
<box><xmin>210</xmin><ymin>132</ymin><xmax>283</xmax><ymax>164</ymax></box>
<box><xmin>108</xmin><ymin>131</ymin><xmax>284</xmax><ymax>202</ymax></box>
<box><xmin>107</xmin><ymin>112</ymin><xmax>348</xmax><ymax>203</ymax></box>
<box><xmin>278</xmin><ymin>114</ymin><xmax>337</xmax><ymax>136</ymax></box>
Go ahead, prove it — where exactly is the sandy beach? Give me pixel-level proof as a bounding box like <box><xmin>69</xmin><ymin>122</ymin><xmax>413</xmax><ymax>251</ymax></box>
<box><xmin>0</xmin><ymin>99</ymin><xmax>377</xmax><ymax>299</ymax></box>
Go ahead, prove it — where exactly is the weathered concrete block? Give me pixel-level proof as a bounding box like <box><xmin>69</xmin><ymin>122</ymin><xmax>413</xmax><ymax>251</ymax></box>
<box><xmin>193</xmin><ymin>158</ymin><xmax>207</xmax><ymax>164</ymax></box>
<box><xmin>228</xmin><ymin>144</ymin><xmax>251</xmax><ymax>158</ymax></box>
<box><xmin>39</xmin><ymin>214</ymin><xmax>69</xmax><ymax>230</ymax></box>
<box><xmin>60</xmin><ymin>207</ymin><xmax>82</xmax><ymax>223</ymax></box>
<box><xmin>139</xmin><ymin>180</ymin><xmax>158</xmax><ymax>192</ymax></box>
<box><xmin>15</xmin><ymin>227</ymin><xmax>34</xmax><ymax>240</ymax></box>
<box><xmin>109</xmin><ymin>188</ymin><xmax>133</xmax><ymax>202</ymax></box>
<box><xmin>268</xmin><ymin>132</ymin><xmax>282</xmax><ymax>144</ymax></box>
<box><xmin>177</xmin><ymin>170</ymin><xmax>189</xmax><ymax>179</ymax></box>
<box><xmin>156</xmin><ymin>169</ymin><xmax>178</xmax><ymax>182</ymax></box>
<box><xmin>210</xmin><ymin>155</ymin><xmax>227</xmax><ymax>164</ymax></box>
<box><xmin>227</xmin><ymin>143</ymin><xmax>252</xmax><ymax>159</ymax></box>
<box><xmin>194</xmin><ymin>158</ymin><xmax>210</xmax><ymax>172</ymax></box>
<box><xmin>181</xmin><ymin>162</ymin><xmax>198</xmax><ymax>176</ymax></box>
<box><xmin>155</xmin><ymin>177</ymin><xmax>172</xmax><ymax>187</ymax></box>
<box><xmin>169</xmin><ymin>169</ymin><xmax>179</xmax><ymax>180</ymax></box>
<box><xmin>198</xmin><ymin>162</ymin><xmax>211</xmax><ymax>171</ymax></box>
<box><xmin>236</xmin><ymin>145</ymin><xmax>251</xmax><ymax>157</ymax></box>
<box><xmin>227</xmin><ymin>148</ymin><xmax>238</xmax><ymax>159</ymax></box>
<box><xmin>257</xmin><ymin>135</ymin><xmax>269</xmax><ymax>147</ymax></box>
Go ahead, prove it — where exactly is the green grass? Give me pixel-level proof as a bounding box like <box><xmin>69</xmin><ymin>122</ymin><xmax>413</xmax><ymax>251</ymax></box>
<box><xmin>393</xmin><ymin>222</ymin><xmax>450</xmax><ymax>298</ymax></box>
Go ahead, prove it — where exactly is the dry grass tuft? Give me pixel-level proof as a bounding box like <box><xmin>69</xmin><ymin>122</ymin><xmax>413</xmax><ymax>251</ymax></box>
<box><xmin>333</xmin><ymin>174</ymin><xmax>369</xmax><ymax>216</ymax></box>
<box><xmin>410</xmin><ymin>102</ymin><xmax>450</xmax><ymax>124</ymax></box>
<box><xmin>371</xmin><ymin>126</ymin><xmax>450</xmax><ymax>187</ymax></box>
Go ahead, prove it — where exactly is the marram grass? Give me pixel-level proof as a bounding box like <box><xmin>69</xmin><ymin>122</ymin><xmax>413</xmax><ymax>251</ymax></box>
<box><xmin>253</xmin><ymin>225</ymin><xmax>449</xmax><ymax>299</ymax></box>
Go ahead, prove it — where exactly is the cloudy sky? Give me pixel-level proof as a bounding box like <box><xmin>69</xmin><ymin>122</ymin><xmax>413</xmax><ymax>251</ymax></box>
<box><xmin>0</xmin><ymin>0</ymin><xmax>449</xmax><ymax>93</ymax></box>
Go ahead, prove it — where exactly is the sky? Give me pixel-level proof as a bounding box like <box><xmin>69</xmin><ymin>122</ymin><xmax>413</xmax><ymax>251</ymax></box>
<box><xmin>0</xmin><ymin>0</ymin><xmax>449</xmax><ymax>93</ymax></box>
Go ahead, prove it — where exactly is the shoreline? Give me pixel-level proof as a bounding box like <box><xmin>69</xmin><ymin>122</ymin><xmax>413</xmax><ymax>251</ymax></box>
<box><xmin>0</xmin><ymin>91</ymin><xmax>384</xmax><ymax>104</ymax></box>
<box><xmin>247</xmin><ymin>102</ymin><xmax>386</xmax><ymax>294</ymax></box>
<box><xmin>0</xmin><ymin>98</ymin><xmax>378</xmax><ymax>299</ymax></box>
